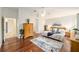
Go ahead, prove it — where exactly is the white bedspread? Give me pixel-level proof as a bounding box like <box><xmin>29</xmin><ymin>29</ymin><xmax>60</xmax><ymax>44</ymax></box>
<box><xmin>49</xmin><ymin>33</ymin><xmax>65</xmax><ymax>41</ymax></box>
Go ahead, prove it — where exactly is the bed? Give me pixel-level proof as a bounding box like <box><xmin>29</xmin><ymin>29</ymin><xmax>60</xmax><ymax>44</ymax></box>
<box><xmin>41</xmin><ymin>26</ymin><xmax>66</xmax><ymax>42</ymax></box>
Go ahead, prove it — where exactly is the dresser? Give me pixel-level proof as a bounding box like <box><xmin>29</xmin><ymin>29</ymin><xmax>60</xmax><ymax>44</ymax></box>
<box><xmin>23</xmin><ymin>23</ymin><xmax>33</xmax><ymax>39</ymax></box>
<box><xmin>68</xmin><ymin>32</ymin><xmax>79</xmax><ymax>52</ymax></box>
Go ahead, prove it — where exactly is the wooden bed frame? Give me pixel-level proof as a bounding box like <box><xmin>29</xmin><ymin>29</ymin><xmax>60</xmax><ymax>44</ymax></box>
<box><xmin>51</xmin><ymin>26</ymin><xmax>66</xmax><ymax>30</ymax></box>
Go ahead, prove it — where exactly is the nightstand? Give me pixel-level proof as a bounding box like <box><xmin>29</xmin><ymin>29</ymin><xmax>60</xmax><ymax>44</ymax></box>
<box><xmin>65</xmin><ymin>32</ymin><xmax>71</xmax><ymax>37</ymax></box>
<box><xmin>70</xmin><ymin>39</ymin><xmax>79</xmax><ymax>52</ymax></box>
<box><xmin>69</xmin><ymin>32</ymin><xmax>79</xmax><ymax>52</ymax></box>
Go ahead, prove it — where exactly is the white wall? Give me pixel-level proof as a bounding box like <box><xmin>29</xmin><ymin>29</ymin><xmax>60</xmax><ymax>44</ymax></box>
<box><xmin>0</xmin><ymin>8</ymin><xmax>2</xmax><ymax>47</ymax></box>
<box><xmin>46</xmin><ymin>15</ymin><xmax>77</xmax><ymax>31</ymax></box>
<box><xmin>2</xmin><ymin>7</ymin><xmax>18</xmax><ymax>18</ymax></box>
<box><xmin>77</xmin><ymin>14</ymin><xmax>79</xmax><ymax>29</ymax></box>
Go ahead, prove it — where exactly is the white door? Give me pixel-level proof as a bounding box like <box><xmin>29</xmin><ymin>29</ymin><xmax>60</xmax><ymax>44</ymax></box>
<box><xmin>4</xmin><ymin>18</ymin><xmax>17</xmax><ymax>39</ymax></box>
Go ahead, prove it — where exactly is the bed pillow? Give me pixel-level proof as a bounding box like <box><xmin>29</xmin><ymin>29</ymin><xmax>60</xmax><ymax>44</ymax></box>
<box><xmin>52</xmin><ymin>28</ymin><xmax>58</xmax><ymax>34</ymax></box>
<box><xmin>58</xmin><ymin>29</ymin><xmax>65</xmax><ymax>35</ymax></box>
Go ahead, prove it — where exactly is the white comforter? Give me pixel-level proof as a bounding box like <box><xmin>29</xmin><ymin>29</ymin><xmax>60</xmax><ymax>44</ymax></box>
<box><xmin>41</xmin><ymin>31</ymin><xmax>65</xmax><ymax>42</ymax></box>
<box><xmin>49</xmin><ymin>33</ymin><xmax>65</xmax><ymax>41</ymax></box>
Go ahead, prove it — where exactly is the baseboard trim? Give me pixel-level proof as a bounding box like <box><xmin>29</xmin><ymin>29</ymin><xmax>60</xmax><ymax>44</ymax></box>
<box><xmin>0</xmin><ymin>43</ymin><xmax>1</xmax><ymax>48</ymax></box>
<box><xmin>5</xmin><ymin>36</ymin><xmax>21</xmax><ymax>40</ymax></box>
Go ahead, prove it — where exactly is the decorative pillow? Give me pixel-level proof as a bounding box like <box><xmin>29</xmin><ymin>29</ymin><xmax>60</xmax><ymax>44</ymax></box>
<box><xmin>47</xmin><ymin>32</ymin><xmax>53</xmax><ymax>36</ymax></box>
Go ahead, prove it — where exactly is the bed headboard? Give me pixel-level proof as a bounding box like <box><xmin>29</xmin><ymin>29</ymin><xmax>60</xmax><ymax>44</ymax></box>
<box><xmin>51</xmin><ymin>26</ymin><xmax>66</xmax><ymax>30</ymax></box>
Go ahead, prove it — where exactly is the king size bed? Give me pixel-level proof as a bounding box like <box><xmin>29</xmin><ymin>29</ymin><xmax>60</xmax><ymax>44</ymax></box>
<box><xmin>41</xmin><ymin>26</ymin><xmax>66</xmax><ymax>42</ymax></box>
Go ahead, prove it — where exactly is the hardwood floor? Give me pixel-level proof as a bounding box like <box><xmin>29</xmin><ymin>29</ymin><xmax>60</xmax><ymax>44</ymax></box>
<box><xmin>0</xmin><ymin>35</ymin><xmax>71</xmax><ymax>52</ymax></box>
<box><xmin>61</xmin><ymin>37</ymin><xmax>71</xmax><ymax>52</ymax></box>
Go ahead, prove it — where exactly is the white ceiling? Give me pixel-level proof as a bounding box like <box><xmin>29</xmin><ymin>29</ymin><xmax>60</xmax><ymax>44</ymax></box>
<box><xmin>44</xmin><ymin>7</ymin><xmax>79</xmax><ymax>19</ymax></box>
<box><xmin>3</xmin><ymin>7</ymin><xmax>79</xmax><ymax>19</ymax></box>
<box><xmin>21</xmin><ymin>7</ymin><xmax>79</xmax><ymax>19</ymax></box>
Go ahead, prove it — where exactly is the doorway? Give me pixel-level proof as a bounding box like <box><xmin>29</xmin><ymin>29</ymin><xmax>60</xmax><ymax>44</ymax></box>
<box><xmin>4</xmin><ymin>18</ymin><xmax>17</xmax><ymax>39</ymax></box>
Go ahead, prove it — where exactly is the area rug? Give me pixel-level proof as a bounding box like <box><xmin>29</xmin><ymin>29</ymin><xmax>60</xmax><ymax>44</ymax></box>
<box><xmin>31</xmin><ymin>37</ymin><xmax>63</xmax><ymax>52</ymax></box>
